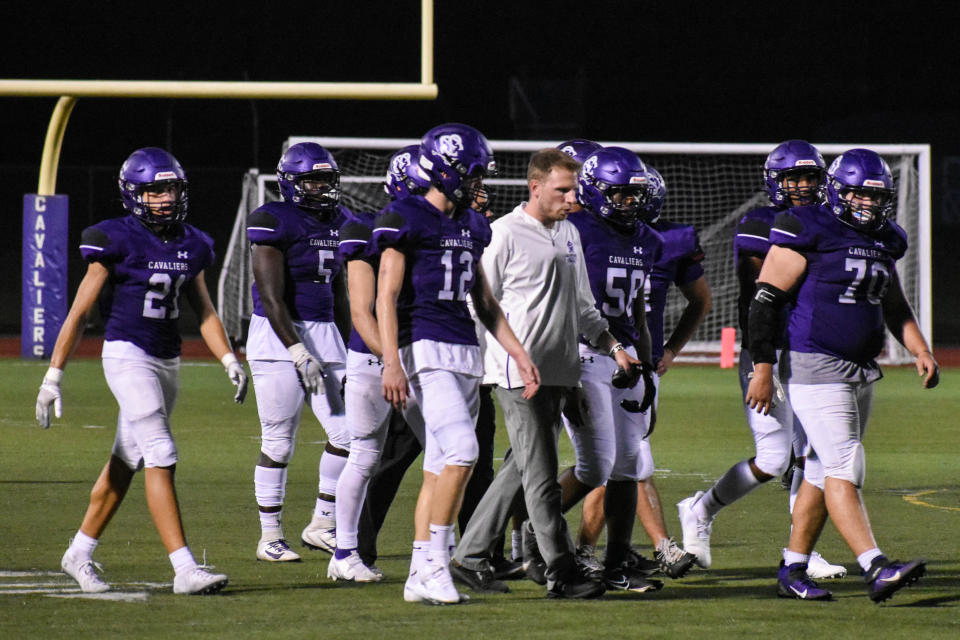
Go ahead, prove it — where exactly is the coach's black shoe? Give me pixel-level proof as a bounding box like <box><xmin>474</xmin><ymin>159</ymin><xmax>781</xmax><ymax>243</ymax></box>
<box><xmin>491</xmin><ymin>555</ymin><xmax>525</xmax><ymax>581</ymax></box>
<box><xmin>546</xmin><ymin>567</ymin><xmax>606</xmax><ymax>600</ymax></box>
<box><xmin>602</xmin><ymin>563</ymin><xmax>664</xmax><ymax>593</ymax></box>
<box><xmin>521</xmin><ymin>520</ymin><xmax>547</xmax><ymax>585</ymax></box>
<box><xmin>450</xmin><ymin>561</ymin><xmax>510</xmax><ymax>593</ymax></box>
<box><xmin>624</xmin><ymin>547</ymin><xmax>662</xmax><ymax>576</ymax></box>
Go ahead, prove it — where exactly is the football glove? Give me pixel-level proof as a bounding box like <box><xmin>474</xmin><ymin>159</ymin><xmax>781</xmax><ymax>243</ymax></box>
<box><xmin>561</xmin><ymin>386</ymin><xmax>590</xmax><ymax>429</ymax></box>
<box><xmin>35</xmin><ymin>367</ymin><xmax>63</xmax><ymax>428</ymax></box>
<box><xmin>611</xmin><ymin>362</ymin><xmax>642</xmax><ymax>389</ymax></box>
<box><xmin>288</xmin><ymin>342</ymin><xmax>324</xmax><ymax>394</ymax></box>
<box><xmin>221</xmin><ymin>353</ymin><xmax>249</xmax><ymax>404</ymax></box>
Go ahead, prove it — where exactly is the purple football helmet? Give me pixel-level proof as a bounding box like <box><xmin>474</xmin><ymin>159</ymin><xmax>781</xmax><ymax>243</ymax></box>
<box><xmin>276</xmin><ymin>142</ymin><xmax>341</xmax><ymax>212</ymax></box>
<box><xmin>384</xmin><ymin>145</ymin><xmax>432</xmax><ymax>201</ymax></box>
<box><xmin>763</xmin><ymin>140</ymin><xmax>826</xmax><ymax>207</ymax></box>
<box><xmin>118</xmin><ymin>147</ymin><xmax>188</xmax><ymax>225</ymax></box>
<box><xmin>418</xmin><ymin>123</ymin><xmax>497</xmax><ymax>212</ymax></box>
<box><xmin>824</xmin><ymin>148</ymin><xmax>895</xmax><ymax>231</ymax></box>
<box><xmin>577</xmin><ymin>146</ymin><xmax>650</xmax><ymax>230</ymax></box>
<box><xmin>557</xmin><ymin>139</ymin><xmax>603</xmax><ymax>165</ymax></box>
<box><xmin>640</xmin><ymin>164</ymin><xmax>666</xmax><ymax>223</ymax></box>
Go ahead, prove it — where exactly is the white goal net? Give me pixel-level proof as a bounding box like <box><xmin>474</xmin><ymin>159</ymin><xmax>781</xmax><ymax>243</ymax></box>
<box><xmin>218</xmin><ymin>137</ymin><xmax>931</xmax><ymax>364</ymax></box>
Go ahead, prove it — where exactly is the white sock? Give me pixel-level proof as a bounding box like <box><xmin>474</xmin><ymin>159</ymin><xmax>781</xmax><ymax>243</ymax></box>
<box><xmin>428</xmin><ymin>524</ymin><xmax>452</xmax><ymax>565</ymax></box>
<box><xmin>446</xmin><ymin>526</ymin><xmax>457</xmax><ymax>558</ymax></box>
<box><xmin>334</xmin><ymin>460</ymin><xmax>369</xmax><ymax>551</ymax></box>
<box><xmin>697</xmin><ymin>459</ymin><xmax>761</xmax><ymax>519</ymax></box>
<box><xmin>255</xmin><ymin>465</ymin><xmax>287</xmax><ymax>539</ymax></box>
<box><xmin>169</xmin><ymin>546</ymin><xmax>198</xmax><ymax>575</ymax></box>
<box><xmin>783</xmin><ymin>549</ymin><xmax>810</xmax><ymax>566</ymax></box>
<box><xmin>318</xmin><ymin>449</ymin><xmax>348</xmax><ymax>498</ymax></box>
<box><xmin>313</xmin><ymin>498</ymin><xmax>336</xmax><ymax>524</ymax></box>
<box><xmin>410</xmin><ymin>541</ymin><xmax>429</xmax><ymax>575</ymax></box>
<box><xmin>69</xmin><ymin>531</ymin><xmax>99</xmax><ymax>560</ymax></box>
<box><xmin>511</xmin><ymin>529</ymin><xmax>522</xmax><ymax>561</ymax></box>
<box><xmin>858</xmin><ymin>548</ymin><xmax>884</xmax><ymax>571</ymax></box>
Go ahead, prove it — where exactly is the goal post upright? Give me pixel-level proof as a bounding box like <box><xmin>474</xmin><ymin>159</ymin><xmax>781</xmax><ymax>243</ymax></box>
<box><xmin>3</xmin><ymin>0</ymin><xmax>437</xmax><ymax>358</ymax></box>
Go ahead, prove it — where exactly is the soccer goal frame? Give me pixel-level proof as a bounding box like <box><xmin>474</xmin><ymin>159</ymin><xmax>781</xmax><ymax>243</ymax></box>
<box><xmin>218</xmin><ymin>137</ymin><xmax>931</xmax><ymax>365</ymax></box>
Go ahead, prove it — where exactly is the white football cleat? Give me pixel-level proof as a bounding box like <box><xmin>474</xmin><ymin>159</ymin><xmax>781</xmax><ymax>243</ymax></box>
<box><xmin>412</xmin><ymin>562</ymin><xmax>465</xmax><ymax>605</ymax></box>
<box><xmin>173</xmin><ymin>567</ymin><xmax>229</xmax><ymax>595</ymax></box>
<box><xmin>327</xmin><ymin>551</ymin><xmax>382</xmax><ymax>582</ymax></box>
<box><xmin>805</xmin><ymin>550</ymin><xmax>848</xmax><ymax>579</ymax></box>
<box><xmin>301</xmin><ymin>517</ymin><xmax>336</xmax><ymax>554</ymax></box>
<box><xmin>404</xmin><ymin>570</ymin><xmax>424</xmax><ymax>602</ymax></box>
<box><xmin>677</xmin><ymin>491</ymin><xmax>713</xmax><ymax>569</ymax></box>
<box><xmin>61</xmin><ymin>549</ymin><xmax>110</xmax><ymax>593</ymax></box>
<box><xmin>257</xmin><ymin>538</ymin><xmax>301</xmax><ymax>562</ymax></box>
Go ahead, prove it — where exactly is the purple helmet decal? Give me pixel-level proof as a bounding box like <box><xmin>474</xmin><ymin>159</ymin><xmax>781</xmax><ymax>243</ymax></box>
<box><xmin>557</xmin><ymin>139</ymin><xmax>603</xmax><ymax>165</ymax></box>
<box><xmin>640</xmin><ymin>164</ymin><xmax>666</xmax><ymax>223</ymax></box>
<box><xmin>384</xmin><ymin>145</ymin><xmax>432</xmax><ymax>201</ymax></box>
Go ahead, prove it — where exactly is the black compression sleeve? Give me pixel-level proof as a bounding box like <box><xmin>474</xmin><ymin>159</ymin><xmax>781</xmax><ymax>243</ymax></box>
<box><xmin>747</xmin><ymin>283</ymin><xmax>790</xmax><ymax>364</ymax></box>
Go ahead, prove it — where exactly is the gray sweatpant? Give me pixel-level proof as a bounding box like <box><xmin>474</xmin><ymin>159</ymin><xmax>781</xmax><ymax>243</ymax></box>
<box><xmin>454</xmin><ymin>386</ymin><xmax>576</xmax><ymax>580</ymax></box>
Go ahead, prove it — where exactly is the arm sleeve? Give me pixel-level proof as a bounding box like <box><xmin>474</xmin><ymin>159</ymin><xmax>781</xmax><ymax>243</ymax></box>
<box><xmin>246</xmin><ymin>207</ymin><xmax>287</xmax><ymax>248</ymax></box>
<box><xmin>371</xmin><ymin>209</ymin><xmax>412</xmax><ymax>253</ymax></box>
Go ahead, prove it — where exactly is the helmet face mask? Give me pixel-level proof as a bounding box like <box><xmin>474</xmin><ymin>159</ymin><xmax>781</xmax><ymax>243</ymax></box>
<box><xmin>824</xmin><ymin>148</ymin><xmax>895</xmax><ymax>231</ymax></box>
<box><xmin>277</xmin><ymin>143</ymin><xmax>341</xmax><ymax>213</ymax></box>
<box><xmin>763</xmin><ymin>140</ymin><xmax>826</xmax><ymax>207</ymax></box>
<box><xmin>118</xmin><ymin>147</ymin><xmax>189</xmax><ymax>225</ymax></box>
<box><xmin>577</xmin><ymin>146</ymin><xmax>650</xmax><ymax>231</ymax></box>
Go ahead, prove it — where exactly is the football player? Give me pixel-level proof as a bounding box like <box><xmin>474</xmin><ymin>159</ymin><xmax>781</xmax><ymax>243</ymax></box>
<box><xmin>374</xmin><ymin>123</ymin><xmax>540</xmax><ymax>604</ymax></box>
<box><xmin>746</xmin><ymin>148</ymin><xmax>938</xmax><ymax>602</ymax></box>
<box><xmin>245</xmin><ymin>143</ymin><xmax>353</xmax><ymax>563</ymax></box>
<box><xmin>35</xmin><ymin>147</ymin><xmax>246</xmax><ymax>595</ymax></box>
<box><xmin>328</xmin><ymin>145</ymin><xmax>430</xmax><ymax>583</ymax></box>
<box><xmin>573</xmin><ymin>164</ymin><xmax>704</xmax><ymax>580</ymax></box>
<box><xmin>561</xmin><ymin>147</ymin><xmax>666</xmax><ymax>592</ymax></box>
<box><xmin>677</xmin><ymin>140</ymin><xmax>845</xmax><ymax>580</ymax></box>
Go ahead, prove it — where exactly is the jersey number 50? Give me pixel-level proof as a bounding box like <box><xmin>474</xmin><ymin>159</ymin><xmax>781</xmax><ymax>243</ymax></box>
<box><xmin>603</xmin><ymin>267</ymin><xmax>645</xmax><ymax>318</ymax></box>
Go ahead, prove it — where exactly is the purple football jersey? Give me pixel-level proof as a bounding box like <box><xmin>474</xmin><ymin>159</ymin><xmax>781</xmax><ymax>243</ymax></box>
<box><xmin>79</xmin><ymin>215</ymin><xmax>215</xmax><ymax>359</ymax></box>
<box><xmin>247</xmin><ymin>201</ymin><xmax>355</xmax><ymax>322</ymax></box>
<box><xmin>769</xmin><ymin>204</ymin><xmax>908</xmax><ymax>363</ymax></box>
<box><xmin>371</xmin><ymin>196</ymin><xmax>491</xmax><ymax>348</ymax></box>
<box><xmin>647</xmin><ymin>220</ymin><xmax>705</xmax><ymax>363</ymax></box>
<box><xmin>568</xmin><ymin>211</ymin><xmax>664</xmax><ymax>348</ymax></box>
<box><xmin>338</xmin><ymin>211</ymin><xmax>377</xmax><ymax>354</ymax></box>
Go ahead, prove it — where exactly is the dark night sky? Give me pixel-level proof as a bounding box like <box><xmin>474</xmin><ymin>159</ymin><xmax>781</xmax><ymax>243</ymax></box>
<box><xmin>3</xmin><ymin>1</ymin><xmax>960</xmax><ymax>340</ymax></box>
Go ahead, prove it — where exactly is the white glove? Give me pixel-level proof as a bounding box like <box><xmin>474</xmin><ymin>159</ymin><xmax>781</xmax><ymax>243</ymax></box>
<box><xmin>288</xmin><ymin>343</ymin><xmax>324</xmax><ymax>395</ymax></box>
<box><xmin>221</xmin><ymin>353</ymin><xmax>248</xmax><ymax>404</ymax></box>
<box><xmin>36</xmin><ymin>367</ymin><xmax>63</xmax><ymax>428</ymax></box>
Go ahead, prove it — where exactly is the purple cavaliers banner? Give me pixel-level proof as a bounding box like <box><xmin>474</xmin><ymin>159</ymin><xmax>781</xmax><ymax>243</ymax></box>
<box><xmin>22</xmin><ymin>194</ymin><xmax>68</xmax><ymax>359</ymax></box>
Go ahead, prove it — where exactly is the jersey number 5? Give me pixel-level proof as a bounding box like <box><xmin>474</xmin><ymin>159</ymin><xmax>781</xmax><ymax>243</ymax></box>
<box><xmin>143</xmin><ymin>273</ymin><xmax>187</xmax><ymax>319</ymax></box>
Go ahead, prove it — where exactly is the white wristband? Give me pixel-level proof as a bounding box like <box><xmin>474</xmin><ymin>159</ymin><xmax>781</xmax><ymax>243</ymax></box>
<box><xmin>44</xmin><ymin>367</ymin><xmax>64</xmax><ymax>383</ymax></box>
<box><xmin>287</xmin><ymin>342</ymin><xmax>310</xmax><ymax>361</ymax></box>
<box><xmin>609</xmin><ymin>343</ymin><xmax>625</xmax><ymax>357</ymax></box>
<box><xmin>221</xmin><ymin>352</ymin><xmax>239</xmax><ymax>369</ymax></box>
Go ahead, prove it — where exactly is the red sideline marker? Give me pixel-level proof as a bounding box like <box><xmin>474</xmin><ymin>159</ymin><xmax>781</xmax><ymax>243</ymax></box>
<box><xmin>720</xmin><ymin>327</ymin><xmax>736</xmax><ymax>368</ymax></box>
